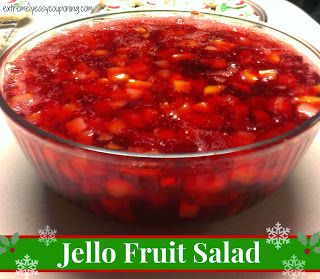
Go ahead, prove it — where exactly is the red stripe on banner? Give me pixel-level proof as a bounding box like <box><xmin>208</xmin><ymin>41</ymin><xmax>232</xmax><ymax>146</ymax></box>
<box><xmin>1</xmin><ymin>270</ymin><xmax>320</xmax><ymax>273</ymax></box>
<box><xmin>0</xmin><ymin>269</ymin><xmax>283</xmax><ymax>273</ymax></box>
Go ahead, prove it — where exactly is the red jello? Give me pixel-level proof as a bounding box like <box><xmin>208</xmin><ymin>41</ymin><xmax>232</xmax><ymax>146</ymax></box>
<box><xmin>1</xmin><ymin>12</ymin><xmax>320</xmax><ymax>223</ymax></box>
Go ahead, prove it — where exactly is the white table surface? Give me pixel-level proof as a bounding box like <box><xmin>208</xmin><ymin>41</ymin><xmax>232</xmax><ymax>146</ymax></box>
<box><xmin>0</xmin><ymin>0</ymin><xmax>320</xmax><ymax>278</ymax></box>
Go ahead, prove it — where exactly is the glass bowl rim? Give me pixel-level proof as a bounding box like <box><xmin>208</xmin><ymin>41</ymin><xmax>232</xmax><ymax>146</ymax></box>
<box><xmin>0</xmin><ymin>9</ymin><xmax>319</xmax><ymax>159</ymax></box>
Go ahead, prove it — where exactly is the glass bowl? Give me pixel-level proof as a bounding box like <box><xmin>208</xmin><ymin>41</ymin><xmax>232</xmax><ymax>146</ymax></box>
<box><xmin>0</xmin><ymin>10</ymin><xmax>319</xmax><ymax>224</ymax></box>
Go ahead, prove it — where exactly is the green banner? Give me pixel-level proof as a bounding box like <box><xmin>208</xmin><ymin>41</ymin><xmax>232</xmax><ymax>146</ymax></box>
<box><xmin>0</xmin><ymin>232</ymin><xmax>320</xmax><ymax>274</ymax></box>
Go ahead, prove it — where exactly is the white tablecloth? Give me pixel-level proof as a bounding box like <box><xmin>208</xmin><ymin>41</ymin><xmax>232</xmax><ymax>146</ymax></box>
<box><xmin>0</xmin><ymin>1</ymin><xmax>319</xmax><ymax>278</ymax></box>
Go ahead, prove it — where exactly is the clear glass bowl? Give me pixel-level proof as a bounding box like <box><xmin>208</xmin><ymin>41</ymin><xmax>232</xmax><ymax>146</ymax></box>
<box><xmin>0</xmin><ymin>10</ymin><xmax>320</xmax><ymax>224</ymax></box>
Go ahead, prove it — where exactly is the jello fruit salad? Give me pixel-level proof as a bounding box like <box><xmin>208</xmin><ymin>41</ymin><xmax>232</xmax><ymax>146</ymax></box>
<box><xmin>1</xmin><ymin>11</ymin><xmax>320</xmax><ymax>223</ymax></box>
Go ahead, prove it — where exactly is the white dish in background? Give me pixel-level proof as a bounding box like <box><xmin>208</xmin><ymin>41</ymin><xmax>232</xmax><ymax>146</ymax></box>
<box><xmin>92</xmin><ymin>0</ymin><xmax>267</xmax><ymax>21</ymax></box>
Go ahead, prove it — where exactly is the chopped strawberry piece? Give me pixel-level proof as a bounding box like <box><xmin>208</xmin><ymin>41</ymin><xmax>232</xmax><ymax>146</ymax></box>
<box><xmin>65</xmin><ymin>117</ymin><xmax>88</xmax><ymax>134</ymax></box>
<box><xmin>126</xmin><ymin>88</ymin><xmax>144</xmax><ymax>100</ymax></box>
<box><xmin>208</xmin><ymin>58</ymin><xmax>227</xmax><ymax>69</ymax></box>
<box><xmin>8</xmin><ymin>93</ymin><xmax>34</xmax><ymax>112</ymax></box>
<box><xmin>210</xmin><ymin>39</ymin><xmax>235</xmax><ymax>51</ymax></box>
<box><xmin>105</xmin><ymin>178</ymin><xmax>135</xmax><ymax>198</ymax></box>
<box><xmin>106</xmin><ymin>119</ymin><xmax>127</xmax><ymax>135</ymax></box>
<box><xmin>231</xmin><ymin>165</ymin><xmax>258</xmax><ymax>185</ymax></box>
<box><xmin>267</xmin><ymin>97</ymin><xmax>293</xmax><ymax>116</ymax></box>
<box><xmin>297</xmin><ymin>103</ymin><xmax>319</xmax><ymax>118</ymax></box>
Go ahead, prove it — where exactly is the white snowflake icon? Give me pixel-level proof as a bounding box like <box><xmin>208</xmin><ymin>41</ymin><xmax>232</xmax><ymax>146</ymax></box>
<box><xmin>15</xmin><ymin>254</ymin><xmax>38</xmax><ymax>279</ymax></box>
<box><xmin>266</xmin><ymin>222</ymin><xmax>291</xmax><ymax>249</ymax></box>
<box><xmin>282</xmin><ymin>254</ymin><xmax>305</xmax><ymax>278</ymax></box>
<box><xmin>38</xmin><ymin>225</ymin><xmax>57</xmax><ymax>247</ymax></box>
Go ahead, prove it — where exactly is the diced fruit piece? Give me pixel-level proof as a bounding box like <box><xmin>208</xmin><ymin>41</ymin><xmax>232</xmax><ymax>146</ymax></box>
<box><xmin>313</xmin><ymin>83</ymin><xmax>320</xmax><ymax>93</ymax></box>
<box><xmin>93</xmin><ymin>49</ymin><xmax>109</xmax><ymax>56</ymax></box>
<box><xmin>294</xmin><ymin>96</ymin><xmax>320</xmax><ymax>105</ymax></box>
<box><xmin>8</xmin><ymin>93</ymin><xmax>34</xmax><ymax>112</ymax></box>
<box><xmin>123</xmin><ymin>111</ymin><xmax>145</xmax><ymax>128</ymax></box>
<box><xmin>107</xmin><ymin>67</ymin><xmax>127</xmax><ymax>76</ymax></box>
<box><xmin>203</xmin><ymin>85</ymin><xmax>226</xmax><ymax>96</ymax></box>
<box><xmin>97</xmin><ymin>77</ymin><xmax>110</xmax><ymax>84</ymax></box>
<box><xmin>241</xmin><ymin>70</ymin><xmax>259</xmax><ymax>84</ymax></box>
<box><xmin>208</xmin><ymin>58</ymin><xmax>227</xmax><ymax>69</ymax></box>
<box><xmin>267</xmin><ymin>97</ymin><xmax>293</xmax><ymax>116</ymax></box>
<box><xmin>259</xmin><ymin>69</ymin><xmax>278</xmax><ymax>81</ymax></box>
<box><xmin>297</xmin><ymin>103</ymin><xmax>319</xmax><ymax>118</ymax></box>
<box><xmin>171</xmin><ymin>53</ymin><xmax>195</xmax><ymax>61</ymax></box>
<box><xmin>105</xmin><ymin>178</ymin><xmax>135</xmax><ymax>198</ymax></box>
<box><xmin>110</xmin><ymin>73</ymin><xmax>129</xmax><ymax>83</ymax></box>
<box><xmin>184</xmin><ymin>174</ymin><xmax>228</xmax><ymax>198</ymax></box>
<box><xmin>62</xmin><ymin>103</ymin><xmax>78</xmax><ymax>113</ymax></box>
<box><xmin>106</xmin><ymin>142</ymin><xmax>123</xmax><ymax>150</ymax></box>
<box><xmin>65</xmin><ymin>117</ymin><xmax>88</xmax><ymax>134</ymax></box>
<box><xmin>157</xmin><ymin>69</ymin><xmax>171</xmax><ymax>78</ymax></box>
<box><xmin>72</xmin><ymin>69</ymin><xmax>99</xmax><ymax>80</ymax></box>
<box><xmin>127</xmin><ymin>79</ymin><xmax>152</xmax><ymax>89</ymax></box>
<box><xmin>268</xmin><ymin>52</ymin><xmax>281</xmax><ymax>63</ymax></box>
<box><xmin>210</xmin><ymin>39</ymin><xmax>235</xmax><ymax>51</ymax></box>
<box><xmin>134</xmin><ymin>26</ymin><xmax>150</xmax><ymax>38</ymax></box>
<box><xmin>173</xmin><ymin>80</ymin><xmax>192</xmax><ymax>93</ymax></box>
<box><xmin>141</xmin><ymin>108</ymin><xmax>158</xmax><ymax>123</ymax></box>
<box><xmin>154</xmin><ymin>60</ymin><xmax>169</xmax><ymax>68</ymax></box>
<box><xmin>109</xmin><ymin>100</ymin><xmax>128</xmax><ymax>110</ymax></box>
<box><xmin>204</xmin><ymin>46</ymin><xmax>218</xmax><ymax>52</ymax></box>
<box><xmin>97</xmin><ymin>132</ymin><xmax>114</xmax><ymax>142</ymax></box>
<box><xmin>191</xmin><ymin>102</ymin><xmax>210</xmax><ymax>113</ymax></box>
<box><xmin>126</xmin><ymin>88</ymin><xmax>144</xmax><ymax>100</ymax></box>
<box><xmin>26</xmin><ymin>111</ymin><xmax>41</xmax><ymax>123</ymax></box>
<box><xmin>231</xmin><ymin>165</ymin><xmax>258</xmax><ymax>185</ymax></box>
<box><xmin>179</xmin><ymin>201</ymin><xmax>199</xmax><ymax>219</ymax></box>
<box><xmin>184</xmin><ymin>39</ymin><xmax>199</xmax><ymax>48</ymax></box>
<box><xmin>106</xmin><ymin>119</ymin><xmax>127</xmax><ymax>135</ymax></box>
<box><xmin>277</xmin><ymin>73</ymin><xmax>297</xmax><ymax>87</ymax></box>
